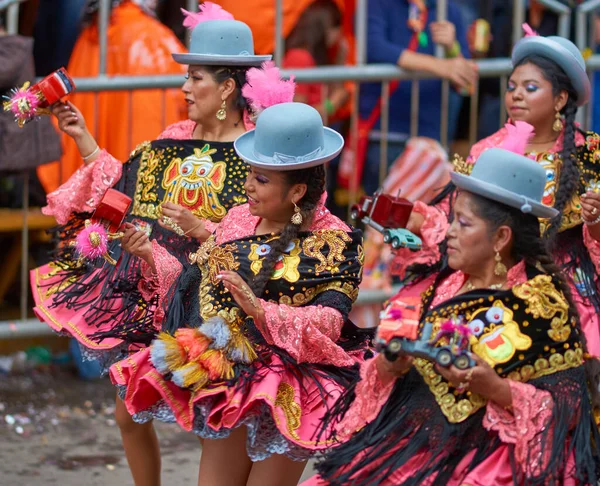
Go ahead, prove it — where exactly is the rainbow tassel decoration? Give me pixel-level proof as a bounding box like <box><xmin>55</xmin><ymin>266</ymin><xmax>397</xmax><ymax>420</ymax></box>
<box><xmin>199</xmin><ymin>349</ymin><xmax>234</xmax><ymax>381</ymax></box>
<box><xmin>175</xmin><ymin>328</ymin><xmax>211</xmax><ymax>361</ymax></box>
<box><xmin>150</xmin><ymin>332</ymin><xmax>188</xmax><ymax>374</ymax></box>
<box><xmin>172</xmin><ymin>362</ymin><xmax>210</xmax><ymax>390</ymax></box>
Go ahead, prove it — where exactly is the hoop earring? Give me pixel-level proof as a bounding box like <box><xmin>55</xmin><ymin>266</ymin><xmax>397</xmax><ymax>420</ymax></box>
<box><xmin>216</xmin><ymin>100</ymin><xmax>227</xmax><ymax>121</ymax></box>
<box><xmin>553</xmin><ymin>110</ymin><xmax>563</xmax><ymax>132</ymax></box>
<box><xmin>494</xmin><ymin>251</ymin><xmax>507</xmax><ymax>277</ymax></box>
<box><xmin>291</xmin><ymin>202</ymin><xmax>302</xmax><ymax>225</ymax></box>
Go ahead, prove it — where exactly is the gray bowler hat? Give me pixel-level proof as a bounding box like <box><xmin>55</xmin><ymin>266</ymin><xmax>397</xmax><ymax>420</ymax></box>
<box><xmin>451</xmin><ymin>148</ymin><xmax>559</xmax><ymax>219</ymax></box>
<box><xmin>172</xmin><ymin>19</ymin><xmax>272</xmax><ymax>66</ymax></box>
<box><xmin>512</xmin><ymin>35</ymin><xmax>590</xmax><ymax>106</ymax></box>
<box><xmin>234</xmin><ymin>102</ymin><xmax>345</xmax><ymax>170</ymax></box>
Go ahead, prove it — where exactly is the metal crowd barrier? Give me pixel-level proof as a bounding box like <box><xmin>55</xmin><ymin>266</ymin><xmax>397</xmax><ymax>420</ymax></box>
<box><xmin>2</xmin><ymin>0</ymin><xmax>600</xmax><ymax>338</ymax></box>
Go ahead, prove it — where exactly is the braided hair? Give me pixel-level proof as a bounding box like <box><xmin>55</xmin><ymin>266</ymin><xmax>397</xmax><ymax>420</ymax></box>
<box><xmin>512</xmin><ymin>55</ymin><xmax>580</xmax><ymax>242</ymax></box>
<box><xmin>205</xmin><ymin>66</ymin><xmax>250</xmax><ymax>116</ymax></box>
<box><xmin>249</xmin><ymin>164</ymin><xmax>327</xmax><ymax>297</ymax></box>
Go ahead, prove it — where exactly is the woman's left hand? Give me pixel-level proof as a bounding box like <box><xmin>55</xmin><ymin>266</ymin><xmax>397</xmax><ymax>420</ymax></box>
<box><xmin>581</xmin><ymin>192</ymin><xmax>600</xmax><ymax>226</ymax></box>
<box><xmin>435</xmin><ymin>354</ymin><xmax>512</xmax><ymax>407</ymax></box>
<box><xmin>218</xmin><ymin>271</ymin><xmax>264</xmax><ymax>322</ymax></box>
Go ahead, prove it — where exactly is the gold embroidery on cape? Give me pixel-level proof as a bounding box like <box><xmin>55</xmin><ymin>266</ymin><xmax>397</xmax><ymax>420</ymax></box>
<box><xmin>161</xmin><ymin>145</ymin><xmax>227</xmax><ymax>221</ymax></box>
<box><xmin>38</xmin><ymin>261</ymin><xmax>83</xmax><ymax>299</ymax></box>
<box><xmin>274</xmin><ymin>382</ymin><xmax>301</xmax><ymax>440</ymax></box>
<box><xmin>131</xmin><ymin>144</ymin><xmax>163</xmax><ymax>219</ymax></box>
<box><xmin>506</xmin><ymin>348</ymin><xmax>584</xmax><ymax>382</ymax></box>
<box><xmin>129</xmin><ymin>140</ymin><xmax>151</xmax><ymax>161</ymax></box>
<box><xmin>249</xmin><ymin>238</ymin><xmax>301</xmax><ymax>282</ymax></box>
<box><xmin>512</xmin><ymin>275</ymin><xmax>571</xmax><ymax>342</ymax></box>
<box><xmin>189</xmin><ymin>236</ymin><xmax>218</xmax><ymax>267</ymax></box>
<box><xmin>279</xmin><ymin>281</ymin><xmax>359</xmax><ymax>306</ymax></box>
<box><xmin>204</xmin><ymin>243</ymin><xmax>239</xmax><ymax>286</ymax></box>
<box><xmin>469</xmin><ymin>301</ymin><xmax>532</xmax><ymax>367</ymax></box>
<box><xmin>414</xmin><ymin>358</ymin><xmax>487</xmax><ymax>423</ymax></box>
<box><xmin>302</xmin><ymin>230</ymin><xmax>352</xmax><ymax>273</ymax></box>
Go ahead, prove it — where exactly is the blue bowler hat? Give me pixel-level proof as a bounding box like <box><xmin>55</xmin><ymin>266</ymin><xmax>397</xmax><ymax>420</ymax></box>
<box><xmin>451</xmin><ymin>148</ymin><xmax>559</xmax><ymax>219</ymax></box>
<box><xmin>512</xmin><ymin>34</ymin><xmax>590</xmax><ymax>106</ymax></box>
<box><xmin>172</xmin><ymin>19</ymin><xmax>272</xmax><ymax>66</ymax></box>
<box><xmin>234</xmin><ymin>102</ymin><xmax>345</xmax><ymax>171</ymax></box>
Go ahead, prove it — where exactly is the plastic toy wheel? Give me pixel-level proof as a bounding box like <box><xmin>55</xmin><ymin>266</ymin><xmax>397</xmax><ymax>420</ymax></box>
<box><xmin>387</xmin><ymin>338</ymin><xmax>402</xmax><ymax>354</ymax></box>
<box><xmin>350</xmin><ymin>208</ymin><xmax>360</xmax><ymax>220</ymax></box>
<box><xmin>391</xmin><ymin>236</ymin><xmax>400</xmax><ymax>249</ymax></box>
<box><xmin>453</xmin><ymin>354</ymin><xmax>470</xmax><ymax>370</ymax></box>
<box><xmin>436</xmin><ymin>349</ymin><xmax>452</xmax><ymax>367</ymax></box>
<box><xmin>383</xmin><ymin>231</ymin><xmax>392</xmax><ymax>244</ymax></box>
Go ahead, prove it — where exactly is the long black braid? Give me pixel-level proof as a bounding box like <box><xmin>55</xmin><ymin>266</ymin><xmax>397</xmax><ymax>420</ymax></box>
<box><xmin>249</xmin><ymin>164</ymin><xmax>327</xmax><ymax>297</ymax></box>
<box><xmin>513</xmin><ymin>55</ymin><xmax>580</xmax><ymax>242</ymax></box>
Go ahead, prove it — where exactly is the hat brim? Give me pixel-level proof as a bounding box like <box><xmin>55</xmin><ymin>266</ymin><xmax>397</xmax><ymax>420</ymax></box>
<box><xmin>172</xmin><ymin>53</ymin><xmax>272</xmax><ymax>66</ymax></box>
<box><xmin>451</xmin><ymin>172</ymin><xmax>559</xmax><ymax>219</ymax></box>
<box><xmin>512</xmin><ymin>37</ymin><xmax>590</xmax><ymax>106</ymax></box>
<box><xmin>234</xmin><ymin>127</ymin><xmax>345</xmax><ymax>170</ymax></box>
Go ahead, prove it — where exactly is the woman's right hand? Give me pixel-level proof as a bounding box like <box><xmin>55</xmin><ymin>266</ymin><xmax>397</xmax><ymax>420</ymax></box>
<box><xmin>51</xmin><ymin>101</ymin><xmax>88</xmax><ymax>140</ymax></box>
<box><xmin>121</xmin><ymin>223</ymin><xmax>156</xmax><ymax>272</ymax></box>
<box><xmin>375</xmin><ymin>353</ymin><xmax>413</xmax><ymax>380</ymax></box>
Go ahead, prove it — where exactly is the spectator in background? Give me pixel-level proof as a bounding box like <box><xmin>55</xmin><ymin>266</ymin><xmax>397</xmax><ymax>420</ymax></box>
<box><xmin>358</xmin><ymin>0</ymin><xmax>477</xmax><ymax>196</ymax></box>
<box><xmin>0</xmin><ymin>4</ymin><xmax>61</xmax><ymax>205</ymax></box>
<box><xmin>33</xmin><ymin>0</ymin><xmax>87</xmax><ymax>77</ymax></box>
<box><xmin>283</xmin><ymin>0</ymin><xmax>349</xmax><ymax>119</ymax></box>
<box><xmin>36</xmin><ymin>0</ymin><xmax>186</xmax><ymax>194</ymax></box>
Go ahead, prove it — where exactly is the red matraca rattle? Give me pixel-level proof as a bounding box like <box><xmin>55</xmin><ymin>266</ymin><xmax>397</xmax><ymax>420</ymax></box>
<box><xmin>71</xmin><ymin>189</ymin><xmax>132</xmax><ymax>265</ymax></box>
<box><xmin>2</xmin><ymin>67</ymin><xmax>76</xmax><ymax>127</ymax></box>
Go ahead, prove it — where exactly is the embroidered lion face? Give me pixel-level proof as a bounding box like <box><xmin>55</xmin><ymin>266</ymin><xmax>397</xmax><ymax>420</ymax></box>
<box><xmin>249</xmin><ymin>239</ymin><xmax>301</xmax><ymax>282</ymax></box>
<box><xmin>467</xmin><ymin>301</ymin><xmax>532</xmax><ymax>367</ymax></box>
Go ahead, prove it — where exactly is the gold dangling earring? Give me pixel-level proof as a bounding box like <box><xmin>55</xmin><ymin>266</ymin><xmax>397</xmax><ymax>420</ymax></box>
<box><xmin>216</xmin><ymin>100</ymin><xmax>227</xmax><ymax>121</ymax></box>
<box><xmin>291</xmin><ymin>202</ymin><xmax>302</xmax><ymax>225</ymax></box>
<box><xmin>494</xmin><ymin>250</ymin><xmax>507</xmax><ymax>277</ymax></box>
<box><xmin>553</xmin><ymin>110</ymin><xmax>563</xmax><ymax>132</ymax></box>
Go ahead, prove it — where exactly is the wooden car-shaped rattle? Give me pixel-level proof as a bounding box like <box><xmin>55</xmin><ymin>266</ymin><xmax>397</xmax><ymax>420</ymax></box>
<box><xmin>350</xmin><ymin>189</ymin><xmax>422</xmax><ymax>251</ymax></box>
<box><xmin>3</xmin><ymin>67</ymin><xmax>76</xmax><ymax>127</ymax></box>
<box><xmin>71</xmin><ymin>189</ymin><xmax>132</xmax><ymax>265</ymax></box>
<box><xmin>376</xmin><ymin>298</ymin><xmax>475</xmax><ymax>369</ymax></box>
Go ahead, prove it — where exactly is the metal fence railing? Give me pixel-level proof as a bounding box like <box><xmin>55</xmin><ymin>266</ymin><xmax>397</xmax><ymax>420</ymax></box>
<box><xmin>2</xmin><ymin>0</ymin><xmax>600</xmax><ymax>338</ymax></box>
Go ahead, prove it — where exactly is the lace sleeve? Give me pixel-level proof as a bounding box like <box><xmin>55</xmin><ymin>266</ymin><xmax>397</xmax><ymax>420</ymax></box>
<box><xmin>390</xmin><ymin>200</ymin><xmax>449</xmax><ymax>279</ymax></box>
<box><xmin>41</xmin><ymin>150</ymin><xmax>122</xmax><ymax>224</ymax></box>
<box><xmin>483</xmin><ymin>380</ymin><xmax>554</xmax><ymax>475</ymax></box>
<box><xmin>257</xmin><ymin>295</ymin><xmax>354</xmax><ymax>367</ymax></box>
<box><xmin>335</xmin><ymin>356</ymin><xmax>395</xmax><ymax>441</ymax></box>
<box><xmin>138</xmin><ymin>240</ymin><xmax>183</xmax><ymax>324</ymax></box>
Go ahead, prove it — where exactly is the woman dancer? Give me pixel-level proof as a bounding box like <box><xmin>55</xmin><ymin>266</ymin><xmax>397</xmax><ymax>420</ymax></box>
<box><xmin>111</xmin><ymin>102</ymin><xmax>367</xmax><ymax>486</ymax></box>
<box><xmin>31</xmin><ymin>5</ymin><xmax>293</xmax><ymax>485</ymax></box>
<box><xmin>309</xmin><ymin>146</ymin><xmax>600</xmax><ymax>485</ymax></box>
<box><xmin>398</xmin><ymin>27</ymin><xmax>600</xmax><ymax>358</ymax></box>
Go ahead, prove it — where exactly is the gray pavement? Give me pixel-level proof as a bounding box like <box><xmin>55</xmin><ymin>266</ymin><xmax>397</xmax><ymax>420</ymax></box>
<box><xmin>0</xmin><ymin>369</ymin><xmax>315</xmax><ymax>485</ymax></box>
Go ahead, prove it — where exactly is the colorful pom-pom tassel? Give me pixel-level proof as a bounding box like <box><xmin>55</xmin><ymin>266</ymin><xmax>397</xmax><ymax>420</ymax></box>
<box><xmin>175</xmin><ymin>328</ymin><xmax>210</xmax><ymax>361</ymax></box>
<box><xmin>150</xmin><ymin>332</ymin><xmax>187</xmax><ymax>374</ymax></box>
<box><xmin>199</xmin><ymin>349</ymin><xmax>234</xmax><ymax>381</ymax></box>
<box><xmin>199</xmin><ymin>317</ymin><xmax>231</xmax><ymax>350</ymax></box>
<box><xmin>74</xmin><ymin>222</ymin><xmax>109</xmax><ymax>260</ymax></box>
<box><xmin>227</xmin><ymin>333</ymin><xmax>257</xmax><ymax>365</ymax></box>
<box><xmin>172</xmin><ymin>362</ymin><xmax>210</xmax><ymax>390</ymax></box>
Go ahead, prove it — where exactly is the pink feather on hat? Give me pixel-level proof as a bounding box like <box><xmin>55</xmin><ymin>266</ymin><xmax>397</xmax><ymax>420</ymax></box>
<box><xmin>499</xmin><ymin>120</ymin><xmax>535</xmax><ymax>156</ymax></box>
<box><xmin>522</xmin><ymin>23</ymin><xmax>538</xmax><ymax>37</ymax></box>
<box><xmin>181</xmin><ymin>2</ymin><xmax>234</xmax><ymax>30</ymax></box>
<box><xmin>242</xmin><ymin>61</ymin><xmax>296</xmax><ymax>114</ymax></box>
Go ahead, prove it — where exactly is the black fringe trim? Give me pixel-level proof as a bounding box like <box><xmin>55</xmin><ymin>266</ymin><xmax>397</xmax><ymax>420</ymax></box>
<box><xmin>315</xmin><ymin>366</ymin><xmax>600</xmax><ymax>485</ymax></box>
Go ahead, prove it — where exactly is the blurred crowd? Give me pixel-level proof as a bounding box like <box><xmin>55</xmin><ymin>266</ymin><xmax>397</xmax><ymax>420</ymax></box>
<box><xmin>0</xmin><ymin>0</ymin><xmax>596</xmax><ymax>309</ymax></box>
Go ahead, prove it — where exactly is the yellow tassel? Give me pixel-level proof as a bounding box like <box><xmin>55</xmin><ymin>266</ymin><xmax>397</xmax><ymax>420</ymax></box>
<box><xmin>154</xmin><ymin>332</ymin><xmax>187</xmax><ymax>372</ymax></box>
<box><xmin>172</xmin><ymin>362</ymin><xmax>209</xmax><ymax>389</ymax></box>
